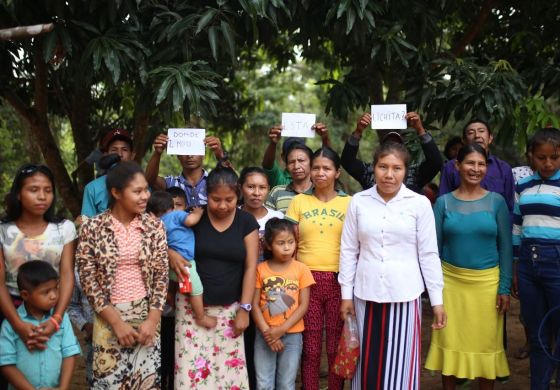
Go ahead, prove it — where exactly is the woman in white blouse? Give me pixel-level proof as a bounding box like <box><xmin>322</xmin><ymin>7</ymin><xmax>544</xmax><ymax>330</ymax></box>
<box><xmin>339</xmin><ymin>141</ymin><xmax>446</xmax><ymax>390</ymax></box>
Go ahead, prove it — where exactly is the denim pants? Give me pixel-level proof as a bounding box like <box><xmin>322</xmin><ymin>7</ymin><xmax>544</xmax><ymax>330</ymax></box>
<box><xmin>518</xmin><ymin>244</ymin><xmax>560</xmax><ymax>390</ymax></box>
<box><xmin>254</xmin><ymin>331</ymin><xmax>303</xmax><ymax>390</ymax></box>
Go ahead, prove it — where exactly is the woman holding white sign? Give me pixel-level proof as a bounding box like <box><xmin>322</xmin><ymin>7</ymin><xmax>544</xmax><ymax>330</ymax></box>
<box><xmin>341</xmin><ymin>111</ymin><xmax>443</xmax><ymax>193</ymax></box>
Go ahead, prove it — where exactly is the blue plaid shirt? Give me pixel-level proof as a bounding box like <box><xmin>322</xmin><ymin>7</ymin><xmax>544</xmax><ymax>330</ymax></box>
<box><xmin>164</xmin><ymin>170</ymin><xmax>208</xmax><ymax>207</ymax></box>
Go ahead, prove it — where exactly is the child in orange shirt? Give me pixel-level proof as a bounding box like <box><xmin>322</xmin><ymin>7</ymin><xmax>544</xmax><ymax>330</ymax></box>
<box><xmin>252</xmin><ymin>218</ymin><xmax>315</xmax><ymax>389</ymax></box>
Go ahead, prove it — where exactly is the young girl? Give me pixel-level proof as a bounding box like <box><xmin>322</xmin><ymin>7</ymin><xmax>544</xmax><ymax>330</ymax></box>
<box><xmin>513</xmin><ymin>127</ymin><xmax>560</xmax><ymax>389</ymax></box>
<box><xmin>173</xmin><ymin>167</ymin><xmax>259</xmax><ymax>389</ymax></box>
<box><xmin>252</xmin><ymin>218</ymin><xmax>314</xmax><ymax>389</ymax></box>
<box><xmin>0</xmin><ymin>164</ymin><xmax>76</xmax><ymax>362</ymax></box>
<box><xmin>76</xmin><ymin>161</ymin><xmax>168</xmax><ymax>388</ymax></box>
<box><xmin>239</xmin><ymin>167</ymin><xmax>284</xmax><ymax>262</ymax></box>
<box><xmin>285</xmin><ymin>146</ymin><xmax>351</xmax><ymax>390</ymax></box>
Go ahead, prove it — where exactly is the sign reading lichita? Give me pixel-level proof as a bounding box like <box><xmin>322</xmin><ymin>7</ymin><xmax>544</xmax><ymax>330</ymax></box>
<box><xmin>370</xmin><ymin>104</ymin><xmax>407</xmax><ymax>129</ymax></box>
<box><xmin>167</xmin><ymin>128</ymin><xmax>206</xmax><ymax>155</ymax></box>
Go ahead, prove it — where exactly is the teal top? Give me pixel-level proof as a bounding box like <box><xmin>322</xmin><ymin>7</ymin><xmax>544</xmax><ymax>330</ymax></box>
<box><xmin>0</xmin><ymin>305</ymin><xmax>81</xmax><ymax>389</ymax></box>
<box><xmin>81</xmin><ymin>175</ymin><xmax>109</xmax><ymax>217</ymax></box>
<box><xmin>433</xmin><ymin>191</ymin><xmax>513</xmax><ymax>294</ymax></box>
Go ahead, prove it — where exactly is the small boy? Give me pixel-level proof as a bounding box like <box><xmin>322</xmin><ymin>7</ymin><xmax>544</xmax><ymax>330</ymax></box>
<box><xmin>166</xmin><ymin>186</ymin><xmax>188</xmax><ymax>211</ymax></box>
<box><xmin>147</xmin><ymin>191</ymin><xmax>216</xmax><ymax>329</ymax></box>
<box><xmin>0</xmin><ymin>261</ymin><xmax>81</xmax><ymax>390</ymax></box>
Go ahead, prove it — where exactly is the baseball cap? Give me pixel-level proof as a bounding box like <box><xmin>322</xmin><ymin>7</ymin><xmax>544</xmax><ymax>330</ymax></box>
<box><xmin>100</xmin><ymin>128</ymin><xmax>133</xmax><ymax>152</ymax></box>
<box><xmin>380</xmin><ymin>131</ymin><xmax>404</xmax><ymax>145</ymax></box>
<box><xmin>282</xmin><ymin>137</ymin><xmax>305</xmax><ymax>157</ymax></box>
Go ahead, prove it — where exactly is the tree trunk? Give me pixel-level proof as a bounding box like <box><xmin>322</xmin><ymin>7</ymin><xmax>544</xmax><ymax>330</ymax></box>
<box><xmin>3</xmin><ymin>40</ymin><xmax>83</xmax><ymax>217</ymax></box>
<box><xmin>452</xmin><ymin>0</ymin><xmax>501</xmax><ymax>57</ymax></box>
<box><xmin>132</xmin><ymin>95</ymin><xmax>151</xmax><ymax>163</ymax></box>
<box><xmin>69</xmin><ymin>82</ymin><xmax>94</xmax><ymax>192</ymax></box>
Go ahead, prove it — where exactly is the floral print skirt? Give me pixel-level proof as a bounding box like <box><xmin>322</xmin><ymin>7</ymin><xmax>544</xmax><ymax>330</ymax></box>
<box><xmin>174</xmin><ymin>294</ymin><xmax>249</xmax><ymax>389</ymax></box>
<box><xmin>92</xmin><ymin>298</ymin><xmax>161</xmax><ymax>389</ymax></box>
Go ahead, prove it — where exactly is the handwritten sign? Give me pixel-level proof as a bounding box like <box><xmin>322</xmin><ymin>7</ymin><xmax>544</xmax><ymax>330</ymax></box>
<box><xmin>167</xmin><ymin>128</ymin><xmax>205</xmax><ymax>156</ymax></box>
<box><xmin>371</xmin><ymin>104</ymin><xmax>407</xmax><ymax>129</ymax></box>
<box><xmin>281</xmin><ymin>113</ymin><xmax>316</xmax><ymax>138</ymax></box>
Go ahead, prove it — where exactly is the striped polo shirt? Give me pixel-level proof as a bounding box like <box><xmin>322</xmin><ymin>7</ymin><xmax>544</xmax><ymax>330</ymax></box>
<box><xmin>513</xmin><ymin>169</ymin><xmax>560</xmax><ymax>257</ymax></box>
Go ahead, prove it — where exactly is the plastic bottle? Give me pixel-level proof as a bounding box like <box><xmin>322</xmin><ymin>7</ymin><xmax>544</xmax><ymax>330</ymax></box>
<box><xmin>345</xmin><ymin>315</ymin><xmax>359</xmax><ymax>349</ymax></box>
<box><xmin>178</xmin><ymin>266</ymin><xmax>192</xmax><ymax>294</ymax></box>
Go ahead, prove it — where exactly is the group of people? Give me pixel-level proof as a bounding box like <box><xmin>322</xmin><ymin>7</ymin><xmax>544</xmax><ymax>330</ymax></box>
<box><xmin>0</xmin><ymin>113</ymin><xmax>558</xmax><ymax>390</ymax></box>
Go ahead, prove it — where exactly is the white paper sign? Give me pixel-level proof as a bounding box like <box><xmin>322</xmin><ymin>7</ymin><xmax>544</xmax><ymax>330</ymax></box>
<box><xmin>370</xmin><ymin>104</ymin><xmax>407</xmax><ymax>129</ymax></box>
<box><xmin>281</xmin><ymin>113</ymin><xmax>316</xmax><ymax>138</ymax></box>
<box><xmin>167</xmin><ymin>128</ymin><xmax>205</xmax><ymax>156</ymax></box>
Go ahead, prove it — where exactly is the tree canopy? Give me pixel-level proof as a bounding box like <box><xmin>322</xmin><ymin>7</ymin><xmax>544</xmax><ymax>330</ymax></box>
<box><xmin>1</xmin><ymin>0</ymin><xmax>559</xmax><ymax>216</ymax></box>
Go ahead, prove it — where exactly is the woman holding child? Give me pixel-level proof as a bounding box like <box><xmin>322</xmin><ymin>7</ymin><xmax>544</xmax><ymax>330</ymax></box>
<box><xmin>0</xmin><ymin>164</ymin><xmax>77</xmax><ymax>389</ymax></box>
<box><xmin>172</xmin><ymin>167</ymin><xmax>259</xmax><ymax>389</ymax></box>
<box><xmin>76</xmin><ymin>161</ymin><xmax>168</xmax><ymax>388</ymax></box>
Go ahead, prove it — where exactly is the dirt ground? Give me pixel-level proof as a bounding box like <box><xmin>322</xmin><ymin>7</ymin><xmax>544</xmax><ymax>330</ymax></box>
<box><xmin>70</xmin><ymin>299</ymin><xmax>534</xmax><ymax>389</ymax></box>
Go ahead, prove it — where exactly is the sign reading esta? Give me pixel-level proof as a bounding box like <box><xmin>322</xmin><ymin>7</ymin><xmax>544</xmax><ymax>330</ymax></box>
<box><xmin>281</xmin><ymin>113</ymin><xmax>316</xmax><ymax>138</ymax></box>
<box><xmin>167</xmin><ymin>128</ymin><xmax>205</xmax><ymax>156</ymax></box>
<box><xmin>370</xmin><ymin>104</ymin><xmax>407</xmax><ymax>130</ymax></box>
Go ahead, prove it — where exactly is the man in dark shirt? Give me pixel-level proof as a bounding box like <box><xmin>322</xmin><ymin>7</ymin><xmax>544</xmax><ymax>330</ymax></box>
<box><xmin>438</xmin><ymin>119</ymin><xmax>514</xmax><ymax>213</ymax></box>
<box><xmin>341</xmin><ymin>112</ymin><xmax>443</xmax><ymax>193</ymax></box>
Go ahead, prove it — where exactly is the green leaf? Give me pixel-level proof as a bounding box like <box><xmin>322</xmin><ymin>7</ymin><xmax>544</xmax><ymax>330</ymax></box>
<box><xmin>364</xmin><ymin>10</ymin><xmax>375</xmax><ymax>27</ymax></box>
<box><xmin>103</xmin><ymin>49</ymin><xmax>120</xmax><ymax>83</ymax></box>
<box><xmin>43</xmin><ymin>31</ymin><xmax>58</xmax><ymax>63</ymax></box>
<box><xmin>208</xmin><ymin>26</ymin><xmax>218</xmax><ymax>61</ymax></box>
<box><xmin>337</xmin><ymin>0</ymin><xmax>351</xmax><ymax>19</ymax></box>
<box><xmin>346</xmin><ymin>7</ymin><xmax>356</xmax><ymax>35</ymax></box>
<box><xmin>196</xmin><ymin>8</ymin><xmax>217</xmax><ymax>34</ymax></box>
<box><xmin>70</xmin><ymin>20</ymin><xmax>100</xmax><ymax>35</ymax></box>
<box><xmin>220</xmin><ymin>20</ymin><xmax>236</xmax><ymax>62</ymax></box>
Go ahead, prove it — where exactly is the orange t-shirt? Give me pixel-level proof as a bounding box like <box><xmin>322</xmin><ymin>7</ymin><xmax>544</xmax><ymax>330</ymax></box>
<box><xmin>256</xmin><ymin>260</ymin><xmax>315</xmax><ymax>333</ymax></box>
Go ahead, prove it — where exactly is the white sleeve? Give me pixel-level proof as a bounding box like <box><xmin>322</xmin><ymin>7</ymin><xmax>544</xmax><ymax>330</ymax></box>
<box><xmin>338</xmin><ymin>197</ymin><xmax>360</xmax><ymax>300</ymax></box>
<box><xmin>415</xmin><ymin>196</ymin><xmax>444</xmax><ymax>306</ymax></box>
<box><xmin>61</xmin><ymin>219</ymin><xmax>78</xmax><ymax>244</ymax></box>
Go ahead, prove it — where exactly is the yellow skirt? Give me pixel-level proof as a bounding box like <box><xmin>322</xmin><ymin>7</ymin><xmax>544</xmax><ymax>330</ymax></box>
<box><xmin>425</xmin><ymin>262</ymin><xmax>510</xmax><ymax>379</ymax></box>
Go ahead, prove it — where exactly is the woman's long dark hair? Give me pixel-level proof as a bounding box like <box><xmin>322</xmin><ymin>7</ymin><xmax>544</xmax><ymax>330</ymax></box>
<box><xmin>2</xmin><ymin>164</ymin><xmax>60</xmax><ymax>223</ymax></box>
<box><xmin>105</xmin><ymin>161</ymin><xmax>145</xmax><ymax>207</ymax></box>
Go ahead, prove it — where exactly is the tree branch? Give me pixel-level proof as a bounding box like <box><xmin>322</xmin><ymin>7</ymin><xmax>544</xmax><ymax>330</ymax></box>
<box><xmin>452</xmin><ymin>0</ymin><xmax>501</xmax><ymax>57</ymax></box>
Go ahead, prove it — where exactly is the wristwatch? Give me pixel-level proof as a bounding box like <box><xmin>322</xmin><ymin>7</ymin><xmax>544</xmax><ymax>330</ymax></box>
<box><xmin>239</xmin><ymin>303</ymin><xmax>252</xmax><ymax>312</ymax></box>
<box><xmin>218</xmin><ymin>150</ymin><xmax>229</xmax><ymax>163</ymax></box>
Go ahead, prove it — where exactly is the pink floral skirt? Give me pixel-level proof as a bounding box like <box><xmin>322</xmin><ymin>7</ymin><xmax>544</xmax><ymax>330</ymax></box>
<box><xmin>174</xmin><ymin>294</ymin><xmax>249</xmax><ymax>389</ymax></box>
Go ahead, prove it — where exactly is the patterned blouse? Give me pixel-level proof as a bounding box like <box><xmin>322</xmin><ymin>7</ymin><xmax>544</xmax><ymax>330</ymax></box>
<box><xmin>110</xmin><ymin>215</ymin><xmax>148</xmax><ymax>304</ymax></box>
<box><xmin>76</xmin><ymin>210</ymin><xmax>168</xmax><ymax>314</ymax></box>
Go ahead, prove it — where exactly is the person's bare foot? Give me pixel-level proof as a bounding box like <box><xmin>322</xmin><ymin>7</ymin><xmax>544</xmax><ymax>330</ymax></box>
<box><xmin>195</xmin><ymin>315</ymin><xmax>217</xmax><ymax>329</ymax></box>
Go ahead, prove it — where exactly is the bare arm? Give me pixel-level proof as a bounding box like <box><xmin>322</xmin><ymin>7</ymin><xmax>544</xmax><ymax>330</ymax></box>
<box><xmin>314</xmin><ymin>123</ymin><xmax>332</xmax><ymax>149</ymax></box>
<box><xmin>144</xmin><ymin>134</ymin><xmax>168</xmax><ymax>190</ymax></box>
<box><xmin>233</xmin><ymin>230</ymin><xmax>259</xmax><ymax>336</ymax></box>
<box><xmin>0</xmin><ymin>366</ymin><xmax>35</xmax><ymax>390</ymax></box>
<box><xmin>262</xmin><ymin>126</ymin><xmax>282</xmax><ymax>169</ymax></box>
<box><xmin>54</xmin><ymin>240</ymin><xmax>75</xmax><ymax>321</ymax></box>
<box><xmin>58</xmin><ymin>355</ymin><xmax>76</xmax><ymax>390</ymax></box>
<box><xmin>251</xmin><ymin>287</ymin><xmax>269</xmax><ymax>333</ymax></box>
<box><xmin>184</xmin><ymin>207</ymin><xmax>203</xmax><ymax>227</ymax></box>
<box><xmin>36</xmin><ymin>240</ymin><xmax>76</xmax><ymax>341</ymax></box>
<box><xmin>0</xmin><ymin>251</ymin><xmax>42</xmax><ymax>349</ymax></box>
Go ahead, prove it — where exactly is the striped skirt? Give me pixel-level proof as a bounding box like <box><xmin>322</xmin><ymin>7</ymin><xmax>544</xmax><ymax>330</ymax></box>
<box><xmin>352</xmin><ymin>296</ymin><xmax>421</xmax><ymax>390</ymax></box>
